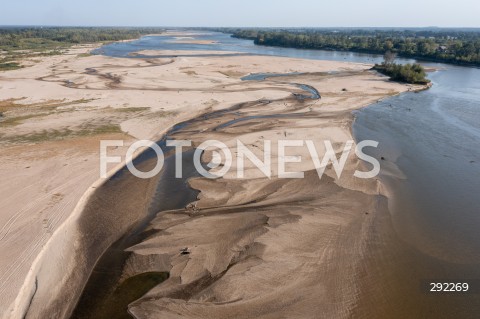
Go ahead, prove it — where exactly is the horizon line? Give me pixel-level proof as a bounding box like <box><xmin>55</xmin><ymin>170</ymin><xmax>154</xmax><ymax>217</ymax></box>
<box><xmin>1</xmin><ymin>25</ymin><xmax>480</xmax><ymax>30</ymax></box>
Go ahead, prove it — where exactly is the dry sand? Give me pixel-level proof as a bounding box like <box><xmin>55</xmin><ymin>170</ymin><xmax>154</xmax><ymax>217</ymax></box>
<box><xmin>0</xmin><ymin>43</ymin><xmax>424</xmax><ymax>319</ymax></box>
<box><xmin>125</xmin><ymin>71</ymin><xmax>423</xmax><ymax>319</ymax></box>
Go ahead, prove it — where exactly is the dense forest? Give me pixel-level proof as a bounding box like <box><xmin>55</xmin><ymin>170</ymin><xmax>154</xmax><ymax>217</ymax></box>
<box><xmin>0</xmin><ymin>27</ymin><xmax>164</xmax><ymax>70</ymax></box>
<box><xmin>230</xmin><ymin>29</ymin><xmax>480</xmax><ymax>66</ymax></box>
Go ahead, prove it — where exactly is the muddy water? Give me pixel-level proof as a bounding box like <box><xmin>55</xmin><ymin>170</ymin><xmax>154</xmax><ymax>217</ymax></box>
<box><xmin>70</xmin><ymin>149</ymin><xmax>200</xmax><ymax>319</ymax></box>
<box><xmin>352</xmin><ymin>66</ymin><xmax>480</xmax><ymax>318</ymax></box>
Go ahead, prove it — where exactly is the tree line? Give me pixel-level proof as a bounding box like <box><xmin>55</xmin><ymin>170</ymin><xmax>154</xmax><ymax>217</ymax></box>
<box><xmin>0</xmin><ymin>27</ymin><xmax>164</xmax><ymax>52</ymax></box>
<box><xmin>0</xmin><ymin>27</ymin><xmax>164</xmax><ymax>71</ymax></box>
<box><xmin>230</xmin><ymin>29</ymin><xmax>480</xmax><ymax>66</ymax></box>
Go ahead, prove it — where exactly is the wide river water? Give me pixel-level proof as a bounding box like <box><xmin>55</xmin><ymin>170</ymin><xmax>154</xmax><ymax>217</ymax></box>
<box><xmin>95</xmin><ymin>31</ymin><xmax>480</xmax><ymax>318</ymax></box>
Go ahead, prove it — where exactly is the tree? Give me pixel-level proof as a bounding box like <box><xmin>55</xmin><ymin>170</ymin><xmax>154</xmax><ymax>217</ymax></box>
<box><xmin>383</xmin><ymin>50</ymin><xmax>397</xmax><ymax>65</ymax></box>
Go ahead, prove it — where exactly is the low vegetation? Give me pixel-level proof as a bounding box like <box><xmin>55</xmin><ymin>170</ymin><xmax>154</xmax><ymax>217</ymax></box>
<box><xmin>150</xmin><ymin>110</ymin><xmax>178</xmax><ymax>118</ymax></box>
<box><xmin>113</xmin><ymin>106</ymin><xmax>151</xmax><ymax>113</ymax></box>
<box><xmin>0</xmin><ymin>61</ymin><xmax>22</xmax><ymax>71</ymax></box>
<box><xmin>1</xmin><ymin>113</ymin><xmax>48</xmax><ymax>126</ymax></box>
<box><xmin>2</xmin><ymin>124</ymin><xmax>123</xmax><ymax>144</ymax></box>
<box><xmin>0</xmin><ymin>27</ymin><xmax>164</xmax><ymax>67</ymax></box>
<box><xmin>0</xmin><ymin>98</ymin><xmax>96</xmax><ymax>127</ymax></box>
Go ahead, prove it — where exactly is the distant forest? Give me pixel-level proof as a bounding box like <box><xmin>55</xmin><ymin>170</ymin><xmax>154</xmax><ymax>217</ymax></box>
<box><xmin>0</xmin><ymin>27</ymin><xmax>164</xmax><ymax>52</ymax></box>
<box><xmin>0</xmin><ymin>27</ymin><xmax>164</xmax><ymax>70</ymax></box>
<box><xmin>229</xmin><ymin>29</ymin><xmax>480</xmax><ymax>66</ymax></box>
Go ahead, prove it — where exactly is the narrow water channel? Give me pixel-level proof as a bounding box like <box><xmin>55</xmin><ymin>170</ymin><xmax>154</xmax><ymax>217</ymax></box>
<box><xmin>70</xmin><ymin>79</ymin><xmax>320</xmax><ymax>318</ymax></box>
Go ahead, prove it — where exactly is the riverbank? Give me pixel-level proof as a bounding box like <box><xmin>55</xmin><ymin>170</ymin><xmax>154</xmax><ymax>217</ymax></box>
<box><xmin>231</xmin><ymin>31</ymin><xmax>480</xmax><ymax>68</ymax></box>
<box><xmin>0</xmin><ymin>40</ymin><xmax>424</xmax><ymax>318</ymax></box>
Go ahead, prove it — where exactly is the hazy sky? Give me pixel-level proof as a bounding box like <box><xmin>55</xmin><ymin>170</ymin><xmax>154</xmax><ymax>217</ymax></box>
<box><xmin>2</xmin><ymin>0</ymin><xmax>479</xmax><ymax>27</ymax></box>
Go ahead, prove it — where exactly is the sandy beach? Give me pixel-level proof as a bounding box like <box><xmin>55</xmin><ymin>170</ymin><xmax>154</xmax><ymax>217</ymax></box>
<box><xmin>0</xmin><ymin>41</ymin><xmax>425</xmax><ymax>318</ymax></box>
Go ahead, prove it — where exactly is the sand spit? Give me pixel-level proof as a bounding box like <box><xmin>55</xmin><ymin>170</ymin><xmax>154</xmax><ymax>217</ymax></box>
<box><xmin>0</xmin><ymin>44</ymin><xmax>423</xmax><ymax>319</ymax></box>
<box><xmin>124</xmin><ymin>72</ymin><xmax>423</xmax><ymax>319</ymax></box>
<box><xmin>168</xmin><ymin>38</ymin><xmax>219</xmax><ymax>45</ymax></box>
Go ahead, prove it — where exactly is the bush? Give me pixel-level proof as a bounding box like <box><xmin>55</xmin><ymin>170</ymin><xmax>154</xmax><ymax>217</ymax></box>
<box><xmin>373</xmin><ymin>63</ymin><xmax>430</xmax><ymax>84</ymax></box>
<box><xmin>0</xmin><ymin>62</ymin><xmax>22</xmax><ymax>71</ymax></box>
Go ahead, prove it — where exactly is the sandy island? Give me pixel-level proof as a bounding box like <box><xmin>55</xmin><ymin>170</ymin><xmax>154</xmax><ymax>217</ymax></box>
<box><xmin>0</xmin><ymin>41</ymin><xmax>426</xmax><ymax>319</ymax></box>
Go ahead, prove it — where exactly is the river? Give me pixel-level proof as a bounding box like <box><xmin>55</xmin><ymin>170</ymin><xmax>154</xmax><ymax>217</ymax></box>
<box><xmin>92</xmin><ymin>30</ymin><xmax>480</xmax><ymax>318</ymax></box>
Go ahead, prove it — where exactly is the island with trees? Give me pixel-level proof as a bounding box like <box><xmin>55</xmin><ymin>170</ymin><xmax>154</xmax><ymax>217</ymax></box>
<box><xmin>373</xmin><ymin>51</ymin><xmax>430</xmax><ymax>85</ymax></box>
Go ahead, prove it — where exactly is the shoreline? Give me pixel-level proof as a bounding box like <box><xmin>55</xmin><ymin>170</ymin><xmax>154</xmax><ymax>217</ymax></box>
<box><xmin>231</xmin><ymin>34</ymin><xmax>480</xmax><ymax>69</ymax></box>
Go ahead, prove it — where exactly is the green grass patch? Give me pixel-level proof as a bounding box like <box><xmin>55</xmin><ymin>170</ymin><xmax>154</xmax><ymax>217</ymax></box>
<box><xmin>114</xmin><ymin>106</ymin><xmax>150</xmax><ymax>113</ymax></box>
<box><xmin>0</xmin><ymin>98</ymin><xmax>97</xmax><ymax>127</ymax></box>
<box><xmin>0</xmin><ymin>62</ymin><xmax>22</xmax><ymax>71</ymax></box>
<box><xmin>3</xmin><ymin>124</ymin><xmax>123</xmax><ymax>144</ymax></box>
<box><xmin>150</xmin><ymin>110</ymin><xmax>178</xmax><ymax>118</ymax></box>
<box><xmin>78</xmin><ymin>123</ymin><xmax>123</xmax><ymax>136</ymax></box>
<box><xmin>0</xmin><ymin>113</ymin><xmax>49</xmax><ymax>126</ymax></box>
<box><xmin>0</xmin><ymin>98</ymin><xmax>95</xmax><ymax>113</ymax></box>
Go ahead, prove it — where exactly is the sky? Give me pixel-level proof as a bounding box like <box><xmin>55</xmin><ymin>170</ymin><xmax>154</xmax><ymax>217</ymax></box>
<box><xmin>2</xmin><ymin>0</ymin><xmax>479</xmax><ymax>28</ymax></box>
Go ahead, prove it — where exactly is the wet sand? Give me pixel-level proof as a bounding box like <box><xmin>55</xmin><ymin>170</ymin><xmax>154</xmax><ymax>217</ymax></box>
<box><xmin>0</xmin><ymin>43</ymin><xmax>425</xmax><ymax>318</ymax></box>
<box><xmin>123</xmin><ymin>72</ymin><xmax>409</xmax><ymax>319</ymax></box>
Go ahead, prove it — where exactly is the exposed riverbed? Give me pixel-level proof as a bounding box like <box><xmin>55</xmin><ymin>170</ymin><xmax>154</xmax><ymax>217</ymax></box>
<box><xmin>71</xmin><ymin>79</ymin><xmax>322</xmax><ymax>318</ymax></box>
<box><xmin>83</xmin><ymin>31</ymin><xmax>480</xmax><ymax>318</ymax></box>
